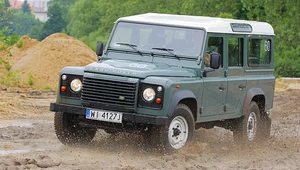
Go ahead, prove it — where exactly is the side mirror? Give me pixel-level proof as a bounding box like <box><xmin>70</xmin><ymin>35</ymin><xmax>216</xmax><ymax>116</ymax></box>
<box><xmin>96</xmin><ymin>41</ymin><xmax>104</xmax><ymax>56</ymax></box>
<box><xmin>210</xmin><ymin>53</ymin><xmax>221</xmax><ymax>69</ymax></box>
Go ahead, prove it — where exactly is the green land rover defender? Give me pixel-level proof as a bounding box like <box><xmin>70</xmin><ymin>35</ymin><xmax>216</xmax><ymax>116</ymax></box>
<box><xmin>50</xmin><ymin>13</ymin><xmax>274</xmax><ymax>152</ymax></box>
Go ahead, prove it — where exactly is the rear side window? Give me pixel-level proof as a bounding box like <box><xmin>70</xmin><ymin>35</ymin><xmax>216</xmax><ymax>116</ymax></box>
<box><xmin>228</xmin><ymin>37</ymin><xmax>243</xmax><ymax>67</ymax></box>
<box><xmin>248</xmin><ymin>38</ymin><xmax>271</xmax><ymax>66</ymax></box>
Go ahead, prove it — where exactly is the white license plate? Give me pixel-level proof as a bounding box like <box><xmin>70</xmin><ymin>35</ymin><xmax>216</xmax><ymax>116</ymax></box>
<box><xmin>86</xmin><ymin>109</ymin><xmax>123</xmax><ymax>123</ymax></box>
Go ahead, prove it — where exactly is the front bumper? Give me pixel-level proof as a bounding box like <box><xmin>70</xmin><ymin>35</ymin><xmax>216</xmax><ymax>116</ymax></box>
<box><xmin>50</xmin><ymin>102</ymin><xmax>168</xmax><ymax>125</ymax></box>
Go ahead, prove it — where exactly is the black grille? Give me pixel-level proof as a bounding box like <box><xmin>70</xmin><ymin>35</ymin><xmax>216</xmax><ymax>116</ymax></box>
<box><xmin>81</xmin><ymin>77</ymin><xmax>137</xmax><ymax>111</ymax></box>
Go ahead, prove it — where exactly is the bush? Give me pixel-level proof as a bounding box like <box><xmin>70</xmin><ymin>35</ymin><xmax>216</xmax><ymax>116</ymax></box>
<box><xmin>0</xmin><ymin>70</ymin><xmax>21</xmax><ymax>87</ymax></box>
<box><xmin>5</xmin><ymin>63</ymin><xmax>11</xmax><ymax>71</ymax></box>
<box><xmin>6</xmin><ymin>32</ymin><xmax>20</xmax><ymax>46</ymax></box>
<box><xmin>28</xmin><ymin>72</ymin><xmax>34</xmax><ymax>85</ymax></box>
<box><xmin>17</xmin><ymin>39</ymin><xmax>23</xmax><ymax>48</ymax></box>
<box><xmin>0</xmin><ymin>31</ymin><xmax>20</xmax><ymax>50</ymax></box>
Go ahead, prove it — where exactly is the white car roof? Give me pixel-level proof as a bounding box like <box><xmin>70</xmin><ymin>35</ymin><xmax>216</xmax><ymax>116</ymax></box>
<box><xmin>117</xmin><ymin>13</ymin><xmax>274</xmax><ymax>35</ymax></box>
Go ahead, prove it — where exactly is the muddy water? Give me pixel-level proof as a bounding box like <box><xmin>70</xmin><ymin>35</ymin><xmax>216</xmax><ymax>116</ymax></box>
<box><xmin>0</xmin><ymin>89</ymin><xmax>299</xmax><ymax>169</ymax></box>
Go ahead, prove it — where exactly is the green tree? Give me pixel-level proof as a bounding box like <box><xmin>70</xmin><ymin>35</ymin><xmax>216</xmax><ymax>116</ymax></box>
<box><xmin>21</xmin><ymin>0</ymin><xmax>31</xmax><ymax>14</ymax></box>
<box><xmin>49</xmin><ymin>0</ymin><xmax>79</xmax><ymax>33</ymax></box>
<box><xmin>0</xmin><ymin>0</ymin><xmax>15</xmax><ymax>35</ymax></box>
<box><xmin>67</xmin><ymin>0</ymin><xmax>100</xmax><ymax>38</ymax></box>
<box><xmin>0</xmin><ymin>0</ymin><xmax>19</xmax><ymax>49</ymax></box>
<box><xmin>241</xmin><ymin>0</ymin><xmax>266</xmax><ymax>21</ymax></box>
<box><xmin>231</xmin><ymin>0</ymin><xmax>248</xmax><ymax>20</ymax></box>
<box><xmin>263</xmin><ymin>0</ymin><xmax>300</xmax><ymax>77</ymax></box>
<box><xmin>39</xmin><ymin>3</ymin><xmax>65</xmax><ymax>40</ymax></box>
<box><xmin>11</xmin><ymin>12</ymin><xmax>43</xmax><ymax>36</ymax></box>
<box><xmin>28</xmin><ymin>25</ymin><xmax>43</xmax><ymax>40</ymax></box>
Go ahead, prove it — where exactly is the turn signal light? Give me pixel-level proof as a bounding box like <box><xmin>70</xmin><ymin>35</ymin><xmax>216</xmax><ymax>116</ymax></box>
<box><xmin>156</xmin><ymin>98</ymin><xmax>162</xmax><ymax>104</ymax></box>
<box><xmin>61</xmin><ymin>86</ymin><xmax>67</xmax><ymax>92</ymax></box>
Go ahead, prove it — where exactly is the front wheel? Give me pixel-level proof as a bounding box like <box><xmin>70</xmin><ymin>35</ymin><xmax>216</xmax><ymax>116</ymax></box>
<box><xmin>233</xmin><ymin>102</ymin><xmax>271</xmax><ymax>143</ymax></box>
<box><xmin>149</xmin><ymin>104</ymin><xmax>195</xmax><ymax>153</ymax></box>
<box><xmin>54</xmin><ymin>112</ymin><xmax>97</xmax><ymax>146</ymax></box>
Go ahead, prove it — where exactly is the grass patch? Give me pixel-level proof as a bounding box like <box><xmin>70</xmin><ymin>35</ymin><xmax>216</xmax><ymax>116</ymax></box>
<box><xmin>0</xmin><ymin>70</ymin><xmax>21</xmax><ymax>87</ymax></box>
<box><xmin>0</xmin><ymin>58</ymin><xmax>4</xmax><ymax>64</ymax></box>
<box><xmin>0</xmin><ymin>58</ymin><xmax>12</xmax><ymax>71</ymax></box>
<box><xmin>5</xmin><ymin>63</ymin><xmax>11</xmax><ymax>71</ymax></box>
<box><xmin>28</xmin><ymin>72</ymin><xmax>34</xmax><ymax>86</ymax></box>
<box><xmin>0</xmin><ymin>44</ymin><xmax>8</xmax><ymax>50</ymax></box>
<box><xmin>44</xmin><ymin>85</ymin><xmax>52</xmax><ymax>90</ymax></box>
<box><xmin>0</xmin><ymin>58</ymin><xmax>21</xmax><ymax>87</ymax></box>
<box><xmin>17</xmin><ymin>39</ymin><xmax>23</xmax><ymax>48</ymax></box>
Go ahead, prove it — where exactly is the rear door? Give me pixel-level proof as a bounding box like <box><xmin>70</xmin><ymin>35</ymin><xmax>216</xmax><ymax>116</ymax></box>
<box><xmin>225</xmin><ymin>35</ymin><xmax>247</xmax><ymax>115</ymax></box>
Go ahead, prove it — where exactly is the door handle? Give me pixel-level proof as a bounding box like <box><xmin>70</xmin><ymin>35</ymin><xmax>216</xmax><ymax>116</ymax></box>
<box><xmin>239</xmin><ymin>84</ymin><xmax>246</xmax><ymax>90</ymax></box>
<box><xmin>219</xmin><ymin>85</ymin><xmax>226</xmax><ymax>91</ymax></box>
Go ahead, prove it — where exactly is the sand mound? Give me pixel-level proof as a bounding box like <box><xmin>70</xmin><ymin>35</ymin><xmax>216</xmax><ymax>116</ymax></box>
<box><xmin>4</xmin><ymin>36</ymin><xmax>40</xmax><ymax>64</ymax></box>
<box><xmin>11</xmin><ymin>33</ymin><xmax>97</xmax><ymax>89</ymax></box>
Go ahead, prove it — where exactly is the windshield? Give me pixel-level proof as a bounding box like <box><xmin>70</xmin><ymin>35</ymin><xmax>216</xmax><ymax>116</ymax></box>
<box><xmin>109</xmin><ymin>22</ymin><xmax>205</xmax><ymax>58</ymax></box>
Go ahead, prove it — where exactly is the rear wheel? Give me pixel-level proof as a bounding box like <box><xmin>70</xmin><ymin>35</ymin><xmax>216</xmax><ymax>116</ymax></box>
<box><xmin>54</xmin><ymin>112</ymin><xmax>97</xmax><ymax>146</ymax></box>
<box><xmin>233</xmin><ymin>102</ymin><xmax>271</xmax><ymax>143</ymax></box>
<box><xmin>148</xmin><ymin>104</ymin><xmax>195</xmax><ymax>153</ymax></box>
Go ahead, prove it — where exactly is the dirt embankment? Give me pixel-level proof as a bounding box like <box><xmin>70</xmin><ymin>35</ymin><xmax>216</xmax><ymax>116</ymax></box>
<box><xmin>1</xmin><ymin>33</ymin><xmax>97</xmax><ymax>90</ymax></box>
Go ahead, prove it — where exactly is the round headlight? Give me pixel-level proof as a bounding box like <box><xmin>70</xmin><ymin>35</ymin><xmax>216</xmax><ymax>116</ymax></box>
<box><xmin>70</xmin><ymin>79</ymin><xmax>82</xmax><ymax>92</ymax></box>
<box><xmin>143</xmin><ymin>88</ymin><xmax>156</xmax><ymax>102</ymax></box>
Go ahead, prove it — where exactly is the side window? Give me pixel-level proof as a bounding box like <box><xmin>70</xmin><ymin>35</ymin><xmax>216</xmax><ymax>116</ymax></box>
<box><xmin>248</xmin><ymin>38</ymin><xmax>271</xmax><ymax>66</ymax></box>
<box><xmin>206</xmin><ymin>37</ymin><xmax>223</xmax><ymax>67</ymax></box>
<box><xmin>228</xmin><ymin>37</ymin><xmax>243</xmax><ymax>67</ymax></box>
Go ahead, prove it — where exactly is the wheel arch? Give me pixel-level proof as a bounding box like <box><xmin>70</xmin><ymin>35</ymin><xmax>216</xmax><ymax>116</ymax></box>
<box><xmin>167</xmin><ymin>90</ymin><xmax>197</xmax><ymax>122</ymax></box>
<box><xmin>242</xmin><ymin>88</ymin><xmax>266</xmax><ymax>116</ymax></box>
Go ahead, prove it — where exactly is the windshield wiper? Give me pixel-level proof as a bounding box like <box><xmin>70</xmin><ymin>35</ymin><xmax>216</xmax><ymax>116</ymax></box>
<box><xmin>115</xmin><ymin>42</ymin><xmax>143</xmax><ymax>56</ymax></box>
<box><xmin>152</xmin><ymin>47</ymin><xmax>180</xmax><ymax>60</ymax></box>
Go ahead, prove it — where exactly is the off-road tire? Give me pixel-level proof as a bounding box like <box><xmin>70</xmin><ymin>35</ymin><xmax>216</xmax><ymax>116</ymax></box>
<box><xmin>148</xmin><ymin>103</ymin><xmax>195</xmax><ymax>153</ymax></box>
<box><xmin>233</xmin><ymin>101</ymin><xmax>271</xmax><ymax>143</ymax></box>
<box><xmin>54</xmin><ymin>112</ymin><xmax>97</xmax><ymax>146</ymax></box>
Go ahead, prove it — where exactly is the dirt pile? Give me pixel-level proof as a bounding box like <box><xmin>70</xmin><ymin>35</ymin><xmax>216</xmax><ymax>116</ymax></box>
<box><xmin>5</xmin><ymin>36</ymin><xmax>40</xmax><ymax>64</ymax></box>
<box><xmin>10</xmin><ymin>33</ymin><xmax>97</xmax><ymax>90</ymax></box>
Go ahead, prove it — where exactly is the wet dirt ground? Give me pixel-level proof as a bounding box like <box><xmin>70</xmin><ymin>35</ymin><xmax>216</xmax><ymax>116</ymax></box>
<box><xmin>0</xmin><ymin>85</ymin><xmax>299</xmax><ymax>170</ymax></box>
